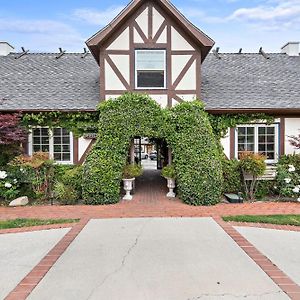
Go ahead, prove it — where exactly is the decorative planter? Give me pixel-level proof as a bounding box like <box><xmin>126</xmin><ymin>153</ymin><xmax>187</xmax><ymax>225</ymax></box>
<box><xmin>122</xmin><ymin>178</ymin><xmax>135</xmax><ymax>200</ymax></box>
<box><xmin>166</xmin><ymin>178</ymin><xmax>176</xmax><ymax>198</ymax></box>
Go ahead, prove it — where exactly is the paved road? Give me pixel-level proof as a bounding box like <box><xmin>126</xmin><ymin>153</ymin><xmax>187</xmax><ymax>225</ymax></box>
<box><xmin>0</xmin><ymin>228</ymin><xmax>69</xmax><ymax>299</ymax></box>
<box><xmin>27</xmin><ymin>218</ymin><xmax>287</xmax><ymax>300</ymax></box>
<box><xmin>237</xmin><ymin>226</ymin><xmax>300</xmax><ymax>286</ymax></box>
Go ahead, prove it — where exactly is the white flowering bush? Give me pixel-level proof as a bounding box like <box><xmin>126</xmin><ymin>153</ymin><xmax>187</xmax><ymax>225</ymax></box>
<box><xmin>275</xmin><ymin>154</ymin><xmax>300</xmax><ymax>200</ymax></box>
<box><xmin>0</xmin><ymin>169</ymin><xmax>20</xmax><ymax>201</ymax></box>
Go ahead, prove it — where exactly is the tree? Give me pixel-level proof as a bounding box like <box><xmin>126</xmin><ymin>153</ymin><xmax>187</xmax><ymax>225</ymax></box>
<box><xmin>0</xmin><ymin>113</ymin><xmax>26</xmax><ymax>145</ymax></box>
<box><xmin>0</xmin><ymin>113</ymin><xmax>26</xmax><ymax>165</ymax></box>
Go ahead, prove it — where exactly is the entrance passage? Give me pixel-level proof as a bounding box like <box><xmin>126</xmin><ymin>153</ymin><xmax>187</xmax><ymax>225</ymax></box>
<box><xmin>130</xmin><ymin>137</ymin><xmax>171</xmax><ymax>203</ymax></box>
<box><xmin>133</xmin><ymin>169</ymin><xmax>169</xmax><ymax>203</ymax></box>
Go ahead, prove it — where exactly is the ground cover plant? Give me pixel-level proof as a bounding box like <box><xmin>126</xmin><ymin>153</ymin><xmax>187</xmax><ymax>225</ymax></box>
<box><xmin>0</xmin><ymin>218</ymin><xmax>79</xmax><ymax>229</ymax></box>
<box><xmin>222</xmin><ymin>214</ymin><xmax>300</xmax><ymax>226</ymax></box>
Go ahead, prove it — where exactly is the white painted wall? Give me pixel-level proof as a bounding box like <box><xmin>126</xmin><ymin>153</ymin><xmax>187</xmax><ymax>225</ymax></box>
<box><xmin>152</xmin><ymin>7</ymin><xmax>164</xmax><ymax>36</ymax></box>
<box><xmin>171</xmin><ymin>27</ymin><xmax>194</xmax><ymax>51</ymax></box>
<box><xmin>135</xmin><ymin>8</ymin><xmax>148</xmax><ymax>36</ymax></box>
<box><xmin>221</xmin><ymin>129</ymin><xmax>230</xmax><ymax>159</ymax></box>
<box><xmin>78</xmin><ymin>138</ymin><xmax>93</xmax><ymax>161</ymax></box>
<box><xmin>176</xmin><ymin>61</ymin><xmax>196</xmax><ymax>90</ymax></box>
<box><xmin>107</xmin><ymin>27</ymin><xmax>130</xmax><ymax>50</ymax></box>
<box><xmin>176</xmin><ymin>94</ymin><xmax>196</xmax><ymax>102</ymax></box>
<box><xmin>150</xmin><ymin>94</ymin><xmax>168</xmax><ymax>107</ymax></box>
<box><xmin>105</xmin><ymin>60</ymin><xmax>126</xmax><ymax>90</ymax></box>
<box><xmin>108</xmin><ymin>54</ymin><xmax>130</xmax><ymax>83</ymax></box>
<box><xmin>285</xmin><ymin>118</ymin><xmax>300</xmax><ymax>154</ymax></box>
<box><xmin>172</xmin><ymin>55</ymin><xmax>192</xmax><ymax>84</ymax></box>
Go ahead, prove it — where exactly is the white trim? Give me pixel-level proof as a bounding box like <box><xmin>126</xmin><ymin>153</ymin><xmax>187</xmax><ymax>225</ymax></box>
<box><xmin>235</xmin><ymin>124</ymin><xmax>279</xmax><ymax>164</ymax></box>
<box><xmin>28</xmin><ymin>127</ymin><xmax>73</xmax><ymax>165</ymax></box>
<box><xmin>135</xmin><ymin>49</ymin><xmax>166</xmax><ymax>89</ymax></box>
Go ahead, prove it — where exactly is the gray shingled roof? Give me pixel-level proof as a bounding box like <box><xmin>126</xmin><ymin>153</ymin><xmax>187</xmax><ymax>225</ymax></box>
<box><xmin>0</xmin><ymin>52</ymin><xmax>300</xmax><ymax>111</ymax></box>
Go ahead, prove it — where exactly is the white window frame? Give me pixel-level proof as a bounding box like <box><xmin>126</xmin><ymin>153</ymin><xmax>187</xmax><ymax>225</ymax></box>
<box><xmin>135</xmin><ymin>49</ymin><xmax>166</xmax><ymax>90</ymax></box>
<box><xmin>28</xmin><ymin>127</ymin><xmax>73</xmax><ymax>165</ymax></box>
<box><xmin>235</xmin><ymin>124</ymin><xmax>279</xmax><ymax>164</ymax></box>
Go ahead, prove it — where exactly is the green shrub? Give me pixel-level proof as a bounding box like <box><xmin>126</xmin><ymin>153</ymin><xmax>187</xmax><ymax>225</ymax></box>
<box><xmin>161</xmin><ymin>165</ymin><xmax>176</xmax><ymax>179</ymax></box>
<box><xmin>123</xmin><ymin>164</ymin><xmax>143</xmax><ymax>179</ymax></box>
<box><xmin>60</xmin><ymin>166</ymin><xmax>83</xmax><ymax>198</ymax></box>
<box><xmin>222</xmin><ymin>159</ymin><xmax>242</xmax><ymax>193</ymax></box>
<box><xmin>53</xmin><ymin>181</ymin><xmax>78</xmax><ymax>205</ymax></box>
<box><xmin>255</xmin><ymin>180</ymin><xmax>275</xmax><ymax>200</ymax></box>
<box><xmin>239</xmin><ymin>152</ymin><xmax>266</xmax><ymax>201</ymax></box>
<box><xmin>166</xmin><ymin>101</ymin><xmax>223</xmax><ymax>205</ymax></box>
<box><xmin>83</xmin><ymin>93</ymin><xmax>222</xmax><ymax>205</ymax></box>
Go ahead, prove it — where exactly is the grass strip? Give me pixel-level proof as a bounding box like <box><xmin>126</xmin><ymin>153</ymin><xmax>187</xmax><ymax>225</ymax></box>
<box><xmin>222</xmin><ymin>214</ymin><xmax>300</xmax><ymax>226</ymax></box>
<box><xmin>0</xmin><ymin>218</ymin><xmax>79</xmax><ymax>230</ymax></box>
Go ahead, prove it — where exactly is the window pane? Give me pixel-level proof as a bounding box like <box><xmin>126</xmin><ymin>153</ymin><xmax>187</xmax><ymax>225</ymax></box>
<box><xmin>258</xmin><ymin>127</ymin><xmax>265</xmax><ymax>135</ymax></box>
<box><xmin>54</xmin><ymin>137</ymin><xmax>61</xmax><ymax>144</ymax></box>
<box><xmin>41</xmin><ymin>136</ymin><xmax>49</xmax><ymax>144</ymax></box>
<box><xmin>41</xmin><ymin>128</ymin><xmax>48</xmax><ymax>135</ymax></box>
<box><xmin>258</xmin><ymin>135</ymin><xmax>265</xmax><ymax>143</ymax></box>
<box><xmin>62</xmin><ymin>136</ymin><xmax>70</xmax><ymax>144</ymax></box>
<box><xmin>247</xmin><ymin>135</ymin><xmax>254</xmax><ymax>144</ymax></box>
<box><xmin>41</xmin><ymin>145</ymin><xmax>49</xmax><ymax>152</ymax></box>
<box><xmin>246</xmin><ymin>144</ymin><xmax>254</xmax><ymax>151</ymax></box>
<box><xmin>137</xmin><ymin>71</ymin><xmax>164</xmax><ymax>88</ymax></box>
<box><xmin>267</xmin><ymin>144</ymin><xmax>274</xmax><ymax>151</ymax></box>
<box><xmin>54</xmin><ymin>153</ymin><xmax>61</xmax><ymax>160</ymax></box>
<box><xmin>53</xmin><ymin>128</ymin><xmax>61</xmax><ymax>136</ymax></box>
<box><xmin>62</xmin><ymin>153</ymin><xmax>70</xmax><ymax>161</ymax></box>
<box><xmin>258</xmin><ymin>144</ymin><xmax>266</xmax><ymax>152</ymax></box>
<box><xmin>267</xmin><ymin>135</ymin><xmax>274</xmax><ymax>143</ymax></box>
<box><xmin>267</xmin><ymin>127</ymin><xmax>275</xmax><ymax>134</ymax></box>
<box><xmin>247</xmin><ymin>127</ymin><xmax>254</xmax><ymax>135</ymax></box>
<box><xmin>238</xmin><ymin>144</ymin><xmax>246</xmax><ymax>151</ymax></box>
<box><xmin>33</xmin><ymin>128</ymin><xmax>40</xmax><ymax>135</ymax></box>
<box><xmin>54</xmin><ymin>145</ymin><xmax>61</xmax><ymax>152</ymax></box>
<box><xmin>238</xmin><ymin>127</ymin><xmax>245</xmax><ymax>135</ymax></box>
<box><xmin>62</xmin><ymin>145</ymin><xmax>70</xmax><ymax>152</ymax></box>
<box><xmin>136</xmin><ymin>50</ymin><xmax>165</xmax><ymax>70</ymax></box>
<box><xmin>33</xmin><ymin>145</ymin><xmax>41</xmax><ymax>152</ymax></box>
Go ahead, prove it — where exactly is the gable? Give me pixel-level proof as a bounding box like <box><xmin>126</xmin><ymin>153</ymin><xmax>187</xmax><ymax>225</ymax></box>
<box><xmin>86</xmin><ymin>0</ymin><xmax>214</xmax><ymax>65</ymax></box>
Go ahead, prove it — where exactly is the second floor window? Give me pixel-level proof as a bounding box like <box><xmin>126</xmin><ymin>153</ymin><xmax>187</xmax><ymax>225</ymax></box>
<box><xmin>135</xmin><ymin>49</ymin><xmax>166</xmax><ymax>89</ymax></box>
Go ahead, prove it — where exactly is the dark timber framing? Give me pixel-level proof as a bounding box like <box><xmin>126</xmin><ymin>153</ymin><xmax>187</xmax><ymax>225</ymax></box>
<box><xmin>92</xmin><ymin>0</ymin><xmax>206</xmax><ymax>106</ymax></box>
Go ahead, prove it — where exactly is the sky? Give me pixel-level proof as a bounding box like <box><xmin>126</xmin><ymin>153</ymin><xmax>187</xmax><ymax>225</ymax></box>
<box><xmin>0</xmin><ymin>0</ymin><xmax>299</xmax><ymax>53</ymax></box>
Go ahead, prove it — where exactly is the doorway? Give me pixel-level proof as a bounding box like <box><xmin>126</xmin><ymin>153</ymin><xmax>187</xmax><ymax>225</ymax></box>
<box><xmin>133</xmin><ymin>137</ymin><xmax>168</xmax><ymax>170</ymax></box>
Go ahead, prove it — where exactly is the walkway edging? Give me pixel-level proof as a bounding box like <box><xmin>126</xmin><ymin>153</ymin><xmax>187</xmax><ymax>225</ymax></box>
<box><xmin>226</xmin><ymin>221</ymin><xmax>300</xmax><ymax>232</ymax></box>
<box><xmin>4</xmin><ymin>218</ymin><xmax>90</xmax><ymax>300</ymax></box>
<box><xmin>214</xmin><ymin>217</ymin><xmax>300</xmax><ymax>300</ymax></box>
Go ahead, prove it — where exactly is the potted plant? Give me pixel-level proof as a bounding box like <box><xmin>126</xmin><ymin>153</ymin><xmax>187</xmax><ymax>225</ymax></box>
<box><xmin>161</xmin><ymin>164</ymin><xmax>176</xmax><ymax>198</ymax></box>
<box><xmin>122</xmin><ymin>164</ymin><xmax>143</xmax><ymax>200</ymax></box>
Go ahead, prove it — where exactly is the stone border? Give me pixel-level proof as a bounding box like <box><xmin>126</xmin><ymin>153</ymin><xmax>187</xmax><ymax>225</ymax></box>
<box><xmin>214</xmin><ymin>217</ymin><xmax>300</xmax><ymax>300</ymax></box>
<box><xmin>4</xmin><ymin>218</ymin><xmax>90</xmax><ymax>300</ymax></box>
<box><xmin>226</xmin><ymin>221</ymin><xmax>300</xmax><ymax>232</ymax></box>
<box><xmin>0</xmin><ymin>223</ymin><xmax>77</xmax><ymax>235</ymax></box>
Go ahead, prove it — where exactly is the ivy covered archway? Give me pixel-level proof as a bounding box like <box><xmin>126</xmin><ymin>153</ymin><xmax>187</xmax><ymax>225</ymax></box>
<box><xmin>83</xmin><ymin>93</ymin><xmax>223</xmax><ymax>206</ymax></box>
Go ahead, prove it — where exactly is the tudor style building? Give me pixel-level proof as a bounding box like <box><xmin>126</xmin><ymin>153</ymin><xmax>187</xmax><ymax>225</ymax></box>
<box><xmin>0</xmin><ymin>0</ymin><xmax>300</xmax><ymax>165</ymax></box>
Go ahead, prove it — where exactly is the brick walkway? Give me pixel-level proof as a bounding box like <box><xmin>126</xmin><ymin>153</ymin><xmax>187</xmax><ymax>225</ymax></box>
<box><xmin>0</xmin><ymin>169</ymin><xmax>300</xmax><ymax>220</ymax></box>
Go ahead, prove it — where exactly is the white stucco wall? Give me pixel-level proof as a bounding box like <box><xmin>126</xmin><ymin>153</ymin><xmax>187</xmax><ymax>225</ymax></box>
<box><xmin>285</xmin><ymin>118</ymin><xmax>300</xmax><ymax>154</ymax></box>
<box><xmin>107</xmin><ymin>27</ymin><xmax>130</xmax><ymax>50</ymax></box>
<box><xmin>176</xmin><ymin>61</ymin><xmax>196</xmax><ymax>90</ymax></box>
<box><xmin>152</xmin><ymin>7</ymin><xmax>164</xmax><ymax>35</ymax></box>
<box><xmin>105</xmin><ymin>60</ymin><xmax>126</xmax><ymax>90</ymax></box>
<box><xmin>221</xmin><ymin>129</ymin><xmax>231</xmax><ymax>159</ymax></box>
<box><xmin>171</xmin><ymin>27</ymin><xmax>194</xmax><ymax>51</ymax></box>
<box><xmin>150</xmin><ymin>94</ymin><xmax>168</xmax><ymax>107</ymax></box>
<box><xmin>78</xmin><ymin>137</ymin><xmax>93</xmax><ymax>161</ymax></box>
<box><xmin>135</xmin><ymin>8</ymin><xmax>148</xmax><ymax>35</ymax></box>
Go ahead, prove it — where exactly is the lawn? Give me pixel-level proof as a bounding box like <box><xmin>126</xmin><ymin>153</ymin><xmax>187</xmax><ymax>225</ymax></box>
<box><xmin>0</xmin><ymin>218</ymin><xmax>79</xmax><ymax>230</ymax></box>
<box><xmin>222</xmin><ymin>215</ymin><xmax>300</xmax><ymax>226</ymax></box>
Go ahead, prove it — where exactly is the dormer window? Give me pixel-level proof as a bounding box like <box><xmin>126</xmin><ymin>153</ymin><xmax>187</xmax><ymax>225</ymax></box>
<box><xmin>135</xmin><ymin>49</ymin><xmax>166</xmax><ymax>89</ymax></box>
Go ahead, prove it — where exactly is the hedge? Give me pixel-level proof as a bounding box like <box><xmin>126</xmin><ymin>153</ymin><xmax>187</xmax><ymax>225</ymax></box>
<box><xmin>82</xmin><ymin>93</ymin><xmax>223</xmax><ymax>205</ymax></box>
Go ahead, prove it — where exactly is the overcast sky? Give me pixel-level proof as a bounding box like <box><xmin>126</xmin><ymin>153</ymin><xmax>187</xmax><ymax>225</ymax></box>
<box><xmin>0</xmin><ymin>0</ymin><xmax>299</xmax><ymax>53</ymax></box>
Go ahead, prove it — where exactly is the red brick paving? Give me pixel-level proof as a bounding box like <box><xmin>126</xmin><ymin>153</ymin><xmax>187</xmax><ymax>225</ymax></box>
<box><xmin>4</xmin><ymin>218</ymin><xmax>89</xmax><ymax>300</ymax></box>
<box><xmin>214</xmin><ymin>217</ymin><xmax>300</xmax><ymax>300</ymax></box>
<box><xmin>0</xmin><ymin>170</ymin><xmax>299</xmax><ymax>221</ymax></box>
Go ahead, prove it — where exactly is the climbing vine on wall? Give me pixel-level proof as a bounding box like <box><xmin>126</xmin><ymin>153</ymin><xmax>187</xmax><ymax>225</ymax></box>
<box><xmin>21</xmin><ymin>111</ymin><xmax>100</xmax><ymax>137</ymax></box>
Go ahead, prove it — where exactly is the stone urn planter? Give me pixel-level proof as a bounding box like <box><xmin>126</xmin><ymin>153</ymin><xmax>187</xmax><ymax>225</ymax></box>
<box><xmin>166</xmin><ymin>177</ymin><xmax>176</xmax><ymax>198</ymax></box>
<box><xmin>122</xmin><ymin>163</ymin><xmax>143</xmax><ymax>201</ymax></box>
<box><xmin>122</xmin><ymin>178</ymin><xmax>135</xmax><ymax>200</ymax></box>
<box><xmin>161</xmin><ymin>164</ymin><xmax>176</xmax><ymax>198</ymax></box>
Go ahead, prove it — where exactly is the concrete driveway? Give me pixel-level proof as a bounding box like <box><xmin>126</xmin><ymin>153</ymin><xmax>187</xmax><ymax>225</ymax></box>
<box><xmin>26</xmin><ymin>218</ymin><xmax>287</xmax><ymax>300</ymax></box>
<box><xmin>0</xmin><ymin>228</ymin><xmax>69</xmax><ymax>299</ymax></box>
